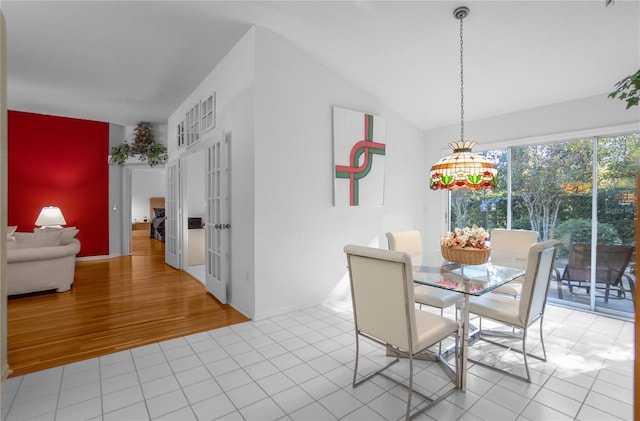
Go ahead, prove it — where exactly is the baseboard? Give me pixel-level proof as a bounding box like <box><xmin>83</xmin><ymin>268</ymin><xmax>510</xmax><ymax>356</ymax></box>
<box><xmin>76</xmin><ymin>253</ymin><xmax>122</xmax><ymax>262</ymax></box>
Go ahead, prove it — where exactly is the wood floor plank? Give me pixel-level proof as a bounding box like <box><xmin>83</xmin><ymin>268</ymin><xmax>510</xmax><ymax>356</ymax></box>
<box><xmin>7</xmin><ymin>237</ymin><xmax>249</xmax><ymax>377</ymax></box>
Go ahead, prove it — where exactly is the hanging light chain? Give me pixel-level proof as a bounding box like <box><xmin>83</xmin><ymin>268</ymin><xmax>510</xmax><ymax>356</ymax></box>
<box><xmin>429</xmin><ymin>6</ymin><xmax>498</xmax><ymax>192</ymax></box>
<box><xmin>459</xmin><ymin>11</ymin><xmax>465</xmax><ymax>143</ymax></box>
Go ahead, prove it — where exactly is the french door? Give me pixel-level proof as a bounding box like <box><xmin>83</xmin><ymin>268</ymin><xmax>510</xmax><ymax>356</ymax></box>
<box><xmin>205</xmin><ymin>135</ymin><xmax>230</xmax><ymax>303</ymax></box>
<box><xmin>165</xmin><ymin>159</ymin><xmax>181</xmax><ymax>269</ymax></box>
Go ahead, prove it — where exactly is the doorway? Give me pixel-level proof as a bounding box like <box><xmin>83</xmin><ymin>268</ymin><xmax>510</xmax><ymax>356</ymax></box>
<box><xmin>128</xmin><ymin>166</ymin><xmax>166</xmax><ymax>255</ymax></box>
<box><xmin>183</xmin><ymin>150</ymin><xmax>206</xmax><ymax>283</ymax></box>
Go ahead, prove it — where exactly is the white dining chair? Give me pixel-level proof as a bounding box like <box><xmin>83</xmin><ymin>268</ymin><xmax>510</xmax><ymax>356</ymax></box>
<box><xmin>344</xmin><ymin>244</ymin><xmax>459</xmax><ymax>420</ymax></box>
<box><xmin>490</xmin><ymin>228</ymin><xmax>539</xmax><ymax>297</ymax></box>
<box><xmin>386</xmin><ymin>230</ymin><xmax>462</xmax><ymax>313</ymax></box>
<box><xmin>466</xmin><ymin>239</ymin><xmax>559</xmax><ymax>382</ymax></box>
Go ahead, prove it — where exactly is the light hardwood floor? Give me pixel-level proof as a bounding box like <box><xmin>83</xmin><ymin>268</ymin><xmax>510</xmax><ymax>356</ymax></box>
<box><xmin>7</xmin><ymin>235</ymin><xmax>249</xmax><ymax>377</ymax></box>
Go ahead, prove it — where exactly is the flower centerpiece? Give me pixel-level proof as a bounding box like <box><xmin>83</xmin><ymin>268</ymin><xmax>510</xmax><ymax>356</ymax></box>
<box><xmin>440</xmin><ymin>225</ymin><xmax>491</xmax><ymax>264</ymax></box>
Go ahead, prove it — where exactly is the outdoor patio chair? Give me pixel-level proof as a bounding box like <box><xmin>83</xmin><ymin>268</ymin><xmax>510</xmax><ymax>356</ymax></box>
<box><xmin>554</xmin><ymin>242</ymin><xmax>635</xmax><ymax>305</ymax></box>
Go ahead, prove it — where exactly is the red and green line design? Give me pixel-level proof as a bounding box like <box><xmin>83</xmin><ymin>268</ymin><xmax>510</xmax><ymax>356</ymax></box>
<box><xmin>335</xmin><ymin>114</ymin><xmax>386</xmax><ymax>206</ymax></box>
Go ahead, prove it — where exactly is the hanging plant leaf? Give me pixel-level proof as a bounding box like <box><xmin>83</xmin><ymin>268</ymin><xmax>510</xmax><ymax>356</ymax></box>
<box><xmin>108</xmin><ymin>122</ymin><xmax>168</xmax><ymax>167</ymax></box>
<box><xmin>609</xmin><ymin>69</ymin><xmax>640</xmax><ymax>109</ymax></box>
<box><xmin>138</xmin><ymin>141</ymin><xmax>169</xmax><ymax>167</ymax></box>
<box><xmin>109</xmin><ymin>142</ymin><xmax>132</xmax><ymax>165</ymax></box>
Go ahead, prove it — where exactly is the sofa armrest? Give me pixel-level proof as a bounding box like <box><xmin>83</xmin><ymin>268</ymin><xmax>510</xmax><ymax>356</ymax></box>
<box><xmin>7</xmin><ymin>239</ymin><xmax>80</xmax><ymax>263</ymax></box>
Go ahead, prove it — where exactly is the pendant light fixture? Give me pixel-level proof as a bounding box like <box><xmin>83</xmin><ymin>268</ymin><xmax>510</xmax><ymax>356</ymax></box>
<box><xmin>429</xmin><ymin>6</ymin><xmax>497</xmax><ymax>191</ymax></box>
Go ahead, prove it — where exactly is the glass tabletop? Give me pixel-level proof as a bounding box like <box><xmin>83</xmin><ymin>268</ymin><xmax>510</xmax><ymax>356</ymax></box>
<box><xmin>413</xmin><ymin>262</ymin><xmax>525</xmax><ymax>296</ymax></box>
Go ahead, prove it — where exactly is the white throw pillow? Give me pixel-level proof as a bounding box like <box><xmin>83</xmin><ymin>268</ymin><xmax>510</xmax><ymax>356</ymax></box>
<box><xmin>21</xmin><ymin>228</ymin><xmax>63</xmax><ymax>247</ymax></box>
<box><xmin>7</xmin><ymin>226</ymin><xmax>17</xmax><ymax>249</ymax></box>
<box><xmin>60</xmin><ymin>227</ymin><xmax>79</xmax><ymax>245</ymax></box>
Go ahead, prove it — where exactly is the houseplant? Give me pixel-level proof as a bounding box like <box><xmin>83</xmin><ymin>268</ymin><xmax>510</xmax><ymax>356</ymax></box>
<box><xmin>606</xmin><ymin>0</ymin><xmax>639</xmax><ymax>109</ymax></box>
<box><xmin>109</xmin><ymin>122</ymin><xmax>168</xmax><ymax>167</ymax></box>
<box><xmin>440</xmin><ymin>225</ymin><xmax>491</xmax><ymax>264</ymax></box>
<box><xmin>609</xmin><ymin>69</ymin><xmax>640</xmax><ymax>109</ymax></box>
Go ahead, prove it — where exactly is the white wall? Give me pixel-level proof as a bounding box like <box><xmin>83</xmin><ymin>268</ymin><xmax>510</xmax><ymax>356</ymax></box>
<box><xmin>422</xmin><ymin>94</ymin><xmax>640</xmax><ymax>250</ymax></box>
<box><xmin>252</xmin><ymin>28</ymin><xmax>427</xmax><ymax>319</ymax></box>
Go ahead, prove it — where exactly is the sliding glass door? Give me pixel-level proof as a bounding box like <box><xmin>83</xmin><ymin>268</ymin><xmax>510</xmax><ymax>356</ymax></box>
<box><xmin>448</xmin><ymin>133</ymin><xmax>638</xmax><ymax>318</ymax></box>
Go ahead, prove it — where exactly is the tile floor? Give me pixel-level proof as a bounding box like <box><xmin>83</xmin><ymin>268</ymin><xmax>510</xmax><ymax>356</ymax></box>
<box><xmin>0</xmin><ymin>301</ymin><xmax>634</xmax><ymax>421</ymax></box>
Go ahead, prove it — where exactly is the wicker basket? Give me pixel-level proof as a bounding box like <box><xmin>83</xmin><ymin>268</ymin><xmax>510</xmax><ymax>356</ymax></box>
<box><xmin>441</xmin><ymin>246</ymin><xmax>491</xmax><ymax>265</ymax></box>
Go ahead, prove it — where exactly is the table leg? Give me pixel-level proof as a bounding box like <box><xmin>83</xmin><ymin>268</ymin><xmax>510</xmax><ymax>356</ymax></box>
<box><xmin>458</xmin><ymin>294</ymin><xmax>470</xmax><ymax>391</ymax></box>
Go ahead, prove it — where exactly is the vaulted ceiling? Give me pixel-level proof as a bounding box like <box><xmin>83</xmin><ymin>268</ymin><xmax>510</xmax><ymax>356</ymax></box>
<box><xmin>2</xmin><ymin>1</ymin><xmax>638</xmax><ymax>129</ymax></box>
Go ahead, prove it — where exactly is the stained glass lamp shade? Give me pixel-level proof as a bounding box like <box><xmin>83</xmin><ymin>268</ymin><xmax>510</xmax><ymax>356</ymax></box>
<box><xmin>429</xmin><ymin>141</ymin><xmax>497</xmax><ymax>190</ymax></box>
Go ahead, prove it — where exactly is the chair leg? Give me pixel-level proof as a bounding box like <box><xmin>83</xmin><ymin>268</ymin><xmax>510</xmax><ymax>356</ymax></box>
<box><xmin>554</xmin><ymin>268</ymin><xmax>563</xmax><ymax>299</ymax></box>
<box><xmin>472</xmin><ymin>317</ymin><xmax>548</xmax><ymax>384</ymax></box>
<box><xmin>522</xmin><ymin>318</ymin><xmax>546</xmax><ymax>383</ymax></box>
<box><xmin>371</xmin><ymin>344</ymin><xmax>457</xmax><ymax>419</ymax></box>
<box><xmin>352</xmin><ymin>333</ymin><xmax>360</xmax><ymax>387</ymax></box>
<box><xmin>438</xmin><ymin>308</ymin><xmax>444</xmax><ymax>355</ymax></box>
<box><xmin>521</xmin><ymin>328</ymin><xmax>530</xmax><ymax>382</ymax></box>
<box><xmin>538</xmin><ymin>317</ymin><xmax>547</xmax><ymax>361</ymax></box>
<box><xmin>406</xmin><ymin>354</ymin><xmax>413</xmax><ymax>421</ymax></box>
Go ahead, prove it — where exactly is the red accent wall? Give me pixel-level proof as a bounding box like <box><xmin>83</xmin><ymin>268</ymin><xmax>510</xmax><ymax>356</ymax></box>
<box><xmin>8</xmin><ymin>111</ymin><xmax>109</xmax><ymax>257</ymax></box>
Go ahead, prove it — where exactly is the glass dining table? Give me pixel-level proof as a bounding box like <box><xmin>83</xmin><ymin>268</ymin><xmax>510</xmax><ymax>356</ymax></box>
<box><xmin>413</xmin><ymin>257</ymin><xmax>525</xmax><ymax>391</ymax></box>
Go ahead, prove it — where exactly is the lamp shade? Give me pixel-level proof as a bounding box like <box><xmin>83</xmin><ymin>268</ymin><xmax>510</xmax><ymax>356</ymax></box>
<box><xmin>429</xmin><ymin>141</ymin><xmax>497</xmax><ymax>190</ymax></box>
<box><xmin>35</xmin><ymin>206</ymin><xmax>67</xmax><ymax>228</ymax></box>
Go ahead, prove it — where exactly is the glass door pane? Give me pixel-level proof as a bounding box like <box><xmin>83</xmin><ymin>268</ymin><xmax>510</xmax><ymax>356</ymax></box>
<box><xmin>510</xmin><ymin>139</ymin><xmax>593</xmax><ymax>308</ymax></box>
<box><xmin>449</xmin><ymin>149</ymin><xmax>507</xmax><ymax>231</ymax></box>
<box><xmin>594</xmin><ymin>134</ymin><xmax>638</xmax><ymax>316</ymax></box>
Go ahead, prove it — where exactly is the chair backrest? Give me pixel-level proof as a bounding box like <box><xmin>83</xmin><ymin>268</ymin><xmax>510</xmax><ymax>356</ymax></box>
<box><xmin>344</xmin><ymin>244</ymin><xmax>416</xmax><ymax>352</ymax></box>
<box><xmin>518</xmin><ymin>240</ymin><xmax>559</xmax><ymax>326</ymax></box>
<box><xmin>490</xmin><ymin>228</ymin><xmax>539</xmax><ymax>269</ymax></box>
<box><xmin>386</xmin><ymin>230</ymin><xmax>422</xmax><ymax>270</ymax></box>
<box><xmin>596</xmin><ymin>244</ymin><xmax>635</xmax><ymax>285</ymax></box>
<box><xmin>564</xmin><ymin>242</ymin><xmax>635</xmax><ymax>285</ymax></box>
<box><xmin>563</xmin><ymin>242</ymin><xmax>591</xmax><ymax>281</ymax></box>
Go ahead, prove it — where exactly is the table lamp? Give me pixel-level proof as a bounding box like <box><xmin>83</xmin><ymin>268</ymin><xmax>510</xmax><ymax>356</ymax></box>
<box><xmin>35</xmin><ymin>206</ymin><xmax>67</xmax><ymax>229</ymax></box>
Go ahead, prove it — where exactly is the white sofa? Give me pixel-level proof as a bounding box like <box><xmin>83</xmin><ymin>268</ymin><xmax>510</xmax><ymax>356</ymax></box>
<box><xmin>6</xmin><ymin>228</ymin><xmax>81</xmax><ymax>295</ymax></box>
